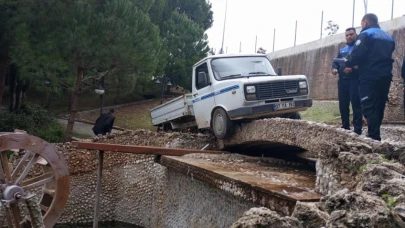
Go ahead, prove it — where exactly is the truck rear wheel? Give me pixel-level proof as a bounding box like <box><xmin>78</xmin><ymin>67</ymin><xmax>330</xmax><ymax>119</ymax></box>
<box><xmin>212</xmin><ymin>108</ymin><xmax>233</xmax><ymax>139</ymax></box>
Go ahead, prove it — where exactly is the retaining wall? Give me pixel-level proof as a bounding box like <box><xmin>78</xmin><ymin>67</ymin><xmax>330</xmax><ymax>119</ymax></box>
<box><xmin>268</xmin><ymin>16</ymin><xmax>405</xmax><ymax>121</ymax></box>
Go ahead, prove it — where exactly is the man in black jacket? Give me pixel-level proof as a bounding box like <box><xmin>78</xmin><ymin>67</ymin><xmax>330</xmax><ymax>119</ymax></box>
<box><xmin>345</xmin><ymin>13</ymin><xmax>395</xmax><ymax>141</ymax></box>
<box><xmin>332</xmin><ymin>27</ymin><xmax>362</xmax><ymax>135</ymax></box>
<box><xmin>92</xmin><ymin>108</ymin><xmax>115</xmax><ymax>136</ymax></box>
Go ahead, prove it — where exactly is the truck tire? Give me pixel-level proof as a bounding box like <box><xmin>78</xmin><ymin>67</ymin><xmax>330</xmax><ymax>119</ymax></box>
<box><xmin>288</xmin><ymin>112</ymin><xmax>301</xmax><ymax>120</ymax></box>
<box><xmin>212</xmin><ymin>108</ymin><xmax>233</xmax><ymax>139</ymax></box>
<box><xmin>163</xmin><ymin>123</ymin><xmax>173</xmax><ymax>132</ymax></box>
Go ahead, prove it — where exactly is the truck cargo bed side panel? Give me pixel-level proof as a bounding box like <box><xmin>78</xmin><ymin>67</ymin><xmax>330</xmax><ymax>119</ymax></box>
<box><xmin>150</xmin><ymin>95</ymin><xmax>193</xmax><ymax>126</ymax></box>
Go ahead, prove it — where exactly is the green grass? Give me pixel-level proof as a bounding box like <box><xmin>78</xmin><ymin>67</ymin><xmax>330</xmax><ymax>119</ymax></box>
<box><xmin>73</xmin><ymin>131</ymin><xmax>93</xmax><ymax>139</ymax></box>
<box><xmin>115</xmin><ymin>109</ymin><xmax>156</xmax><ymax>131</ymax></box>
<box><xmin>300</xmin><ymin>102</ymin><xmax>353</xmax><ymax>124</ymax></box>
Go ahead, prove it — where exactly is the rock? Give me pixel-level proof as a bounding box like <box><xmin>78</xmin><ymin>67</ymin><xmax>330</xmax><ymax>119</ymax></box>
<box><xmin>392</xmin><ymin>204</ymin><xmax>405</xmax><ymax>227</ymax></box>
<box><xmin>356</xmin><ymin>164</ymin><xmax>405</xmax><ymax>197</ymax></box>
<box><xmin>230</xmin><ymin>207</ymin><xmax>303</xmax><ymax>228</ymax></box>
<box><xmin>291</xmin><ymin>202</ymin><xmax>329</xmax><ymax>228</ymax></box>
<box><xmin>316</xmin><ymin>152</ymin><xmax>386</xmax><ymax>195</ymax></box>
<box><xmin>320</xmin><ymin>189</ymin><xmax>400</xmax><ymax>228</ymax></box>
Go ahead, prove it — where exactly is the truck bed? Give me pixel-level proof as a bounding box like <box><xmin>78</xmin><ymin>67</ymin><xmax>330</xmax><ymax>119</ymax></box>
<box><xmin>150</xmin><ymin>94</ymin><xmax>194</xmax><ymax>126</ymax></box>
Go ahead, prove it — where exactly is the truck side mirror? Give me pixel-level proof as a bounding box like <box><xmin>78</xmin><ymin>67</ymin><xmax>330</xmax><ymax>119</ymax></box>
<box><xmin>197</xmin><ymin>72</ymin><xmax>209</xmax><ymax>87</ymax></box>
<box><xmin>277</xmin><ymin>67</ymin><xmax>282</xmax><ymax>76</ymax></box>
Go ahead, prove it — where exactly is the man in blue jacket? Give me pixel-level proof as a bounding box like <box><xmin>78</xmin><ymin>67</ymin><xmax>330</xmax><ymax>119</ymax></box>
<box><xmin>345</xmin><ymin>13</ymin><xmax>395</xmax><ymax>141</ymax></box>
<box><xmin>332</xmin><ymin>27</ymin><xmax>362</xmax><ymax>135</ymax></box>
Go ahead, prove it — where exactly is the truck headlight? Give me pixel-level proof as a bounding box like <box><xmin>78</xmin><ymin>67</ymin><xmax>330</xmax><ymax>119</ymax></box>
<box><xmin>246</xmin><ymin>86</ymin><xmax>256</xmax><ymax>94</ymax></box>
<box><xmin>299</xmin><ymin>81</ymin><xmax>307</xmax><ymax>89</ymax></box>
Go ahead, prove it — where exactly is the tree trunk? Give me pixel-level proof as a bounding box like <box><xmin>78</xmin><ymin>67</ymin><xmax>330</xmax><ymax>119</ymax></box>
<box><xmin>14</xmin><ymin>81</ymin><xmax>23</xmax><ymax>111</ymax></box>
<box><xmin>8</xmin><ymin>65</ymin><xmax>17</xmax><ymax>112</ymax></box>
<box><xmin>0</xmin><ymin>48</ymin><xmax>10</xmax><ymax>106</ymax></box>
<box><xmin>68</xmin><ymin>94</ymin><xmax>73</xmax><ymax>112</ymax></box>
<box><xmin>21</xmin><ymin>81</ymin><xmax>30</xmax><ymax>108</ymax></box>
<box><xmin>114</xmin><ymin>78</ymin><xmax>120</xmax><ymax>104</ymax></box>
<box><xmin>65</xmin><ymin>67</ymin><xmax>83</xmax><ymax>142</ymax></box>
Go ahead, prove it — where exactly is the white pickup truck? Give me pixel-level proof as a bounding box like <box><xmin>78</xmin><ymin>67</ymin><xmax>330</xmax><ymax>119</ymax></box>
<box><xmin>150</xmin><ymin>54</ymin><xmax>312</xmax><ymax>139</ymax></box>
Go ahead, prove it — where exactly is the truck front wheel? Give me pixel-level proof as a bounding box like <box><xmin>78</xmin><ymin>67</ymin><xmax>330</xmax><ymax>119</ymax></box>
<box><xmin>212</xmin><ymin>108</ymin><xmax>233</xmax><ymax>139</ymax></box>
<box><xmin>288</xmin><ymin>112</ymin><xmax>301</xmax><ymax>120</ymax></box>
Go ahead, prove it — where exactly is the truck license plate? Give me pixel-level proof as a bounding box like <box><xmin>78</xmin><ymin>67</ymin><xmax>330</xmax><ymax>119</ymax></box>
<box><xmin>273</xmin><ymin>102</ymin><xmax>295</xmax><ymax>110</ymax></box>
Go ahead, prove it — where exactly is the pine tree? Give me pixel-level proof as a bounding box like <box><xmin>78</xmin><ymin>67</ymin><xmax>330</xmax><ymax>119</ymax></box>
<box><xmin>150</xmin><ymin>0</ymin><xmax>213</xmax><ymax>90</ymax></box>
<box><xmin>11</xmin><ymin>0</ymin><xmax>162</xmax><ymax>141</ymax></box>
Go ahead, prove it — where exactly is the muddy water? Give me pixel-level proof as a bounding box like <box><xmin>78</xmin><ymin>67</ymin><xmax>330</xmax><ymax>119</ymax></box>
<box><xmin>55</xmin><ymin>222</ymin><xmax>143</xmax><ymax>228</ymax></box>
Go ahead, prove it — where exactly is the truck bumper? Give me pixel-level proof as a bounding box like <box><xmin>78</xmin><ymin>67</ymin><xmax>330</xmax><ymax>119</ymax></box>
<box><xmin>227</xmin><ymin>99</ymin><xmax>313</xmax><ymax>119</ymax></box>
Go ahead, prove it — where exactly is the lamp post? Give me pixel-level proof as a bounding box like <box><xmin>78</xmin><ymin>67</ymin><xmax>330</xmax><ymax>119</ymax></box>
<box><xmin>95</xmin><ymin>76</ymin><xmax>105</xmax><ymax>116</ymax></box>
<box><xmin>154</xmin><ymin>74</ymin><xmax>172</xmax><ymax>105</ymax></box>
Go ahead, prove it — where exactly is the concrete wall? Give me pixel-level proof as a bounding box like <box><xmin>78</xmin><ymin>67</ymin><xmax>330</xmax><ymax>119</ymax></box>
<box><xmin>268</xmin><ymin>16</ymin><xmax>405</xmax><ymax>121</ymax></box>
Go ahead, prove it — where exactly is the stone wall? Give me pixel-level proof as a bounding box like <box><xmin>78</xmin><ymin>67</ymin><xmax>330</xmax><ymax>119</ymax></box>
<box><xmin>268</xmin><ymin>16</ymin><xmax>405</xmax><ymax>121</ymax></box>
<box><xmin>57</xmin><ymin>130</ymin><xmax>256</xmax><ymax>227</ymax></box>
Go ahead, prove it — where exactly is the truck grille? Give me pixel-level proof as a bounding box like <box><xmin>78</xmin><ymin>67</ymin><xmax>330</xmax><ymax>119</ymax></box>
<box><xmin>256</xmin><ymin>81</ymin><xmax>299</xmax><ymax>100</ymax></box>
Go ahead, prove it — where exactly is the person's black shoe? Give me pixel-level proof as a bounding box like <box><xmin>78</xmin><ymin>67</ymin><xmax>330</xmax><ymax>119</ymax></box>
<box><xmin>367</xmin><ymin>135</ymin><xmax>381</xmax><ymax>141</ymax></box>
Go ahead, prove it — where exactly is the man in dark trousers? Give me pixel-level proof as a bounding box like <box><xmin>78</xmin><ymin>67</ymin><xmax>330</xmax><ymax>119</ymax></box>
<box><xmin>402</xmin><ymin>57</ymin><xmax>405</xmax><ymax>85</ymax></box>
<box><xmin>402</xmin><ymin>58</ymin><xmax>405</xmax><ymax>80</ymax></box>
<box><xmin>345</xmin><ymin>13</ymin><xmax>395</xmax><ymax>141</ymax></box>
<box><xmin>332</xmin><ymin>27</ymin><xmax>363</xmax><ymax>135</ymax></box>
<box><xmin>92</xmin><ymin>108</ymin><xmax>115</xmax><ymax>136</ymax></box>
<box><xmin>401</xmin><ymin>56</ymin><xmax>405</xmax><ymax>117</ymax></box>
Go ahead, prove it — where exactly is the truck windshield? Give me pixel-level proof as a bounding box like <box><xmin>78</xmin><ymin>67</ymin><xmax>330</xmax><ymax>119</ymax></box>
<box><xmin>210</xmin><ymin>56</ymin><xmax>277</xmax><ymax>80</ymax></box>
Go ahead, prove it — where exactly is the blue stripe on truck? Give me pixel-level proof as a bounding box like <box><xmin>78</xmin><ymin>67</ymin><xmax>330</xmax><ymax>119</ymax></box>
<box><xmin>192</xmin><ymin>85</ymin><xmax>240</xmax><ymax>103</ymax></box>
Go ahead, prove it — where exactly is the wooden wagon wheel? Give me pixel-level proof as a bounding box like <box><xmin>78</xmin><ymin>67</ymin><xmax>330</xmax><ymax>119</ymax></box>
<box><xmin>0</xmin><ymin>132</ymin><xmax>70</xmax><ymax>227</ymax></box>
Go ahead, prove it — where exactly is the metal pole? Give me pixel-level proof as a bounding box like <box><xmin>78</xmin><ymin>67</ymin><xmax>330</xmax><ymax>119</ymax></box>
<box><xmin>99</xmin><ymin>76</ymin><xmax>105</xmax><ymax>116</ymax></box>
<box><xmin>363</xmin><ymin>0</ymin><xmax>368</xmax><ymax>14</ymax></box>
<box><xmin>239</xmin><ymin>41</ymin><xmax>241</xmax><ymax>53</ymax></box>
<box><xmin>273</xmin><ymin>28</ymin><xmax>275</xmax><ymax>52</ymax></box>
<box><xmin>391</xmin><ymin>0</ymin><xmax>394</xmax><ymax>19</ymax></box>
<box><xmin>220</xmin><ymin>0</ymin><xmax>228</xmax><ymax>54</ymax></box>
<box><xmin>255</xmin><ymin>35</ymin><xmax>257</xmax><ymax>52</ymax></box>
<box><xmin>160</xmin><ymin>75</ymin><xmax>165</xmax><ymax>105</ymax></box>
<box><xmin>294</xmin><ymin>20</ymin><xmax>297</xmax><ymax>46</ymax></box>
<box><xmin>99</xmin><ymin>94</ymin><xmax>103</xmax><ymax>116</ymax></box>
<box><xmin>93</xmin><ymin>150</ymin><xmax>104</xmax><ymax>228</ymax></box>
<box><xmin>320</xmin><ymin>11</ymin><xmax>324</xmax><ymax>39</ymax></box>
<box><xmin>352</xmin><ymin>0</ymin><xmax>355</xmax><ymax>27</ymax></box>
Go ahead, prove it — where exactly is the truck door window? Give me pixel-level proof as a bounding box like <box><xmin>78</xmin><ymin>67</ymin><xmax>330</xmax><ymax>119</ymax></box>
<box><xmin>195</xmin><ymin>63</ymin><xmax>210</xmax><ymax>90</ymax></box>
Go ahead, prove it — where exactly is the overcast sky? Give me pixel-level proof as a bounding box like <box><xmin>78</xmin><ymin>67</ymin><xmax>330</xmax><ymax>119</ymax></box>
<box><xmin>205</xmin><ymin>0</ymin><xmax>405</xmax><ymax>54</ymax></box>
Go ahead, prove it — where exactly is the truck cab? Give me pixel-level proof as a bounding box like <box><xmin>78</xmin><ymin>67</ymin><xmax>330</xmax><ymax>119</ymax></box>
<box><xmin>150</xmin><ymin>53</ymin><xmax>312</xmax><ymax>139</ymax></box>
<box><xmin>191</xmin><ymin>54</ymin><xmax>312</xmax><ymax>138</ymax></box>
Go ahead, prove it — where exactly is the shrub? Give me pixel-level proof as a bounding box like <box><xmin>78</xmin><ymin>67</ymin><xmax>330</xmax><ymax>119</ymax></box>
<box><xmin>0</xmin><ymin>104</ymin><xmax>65</xmax><ymax>142</ymax></box>
<box><xmin>37</xmin><ymin>121</ymin><xmax>66</xmax><ymax>143</ymax></box>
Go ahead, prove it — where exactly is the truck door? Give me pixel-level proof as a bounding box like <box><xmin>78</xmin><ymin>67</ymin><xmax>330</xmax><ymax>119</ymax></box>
<box><xmin>192</xmin><ymin>62</ymin><xmax>215</xmax><ymax>129</ymax></box>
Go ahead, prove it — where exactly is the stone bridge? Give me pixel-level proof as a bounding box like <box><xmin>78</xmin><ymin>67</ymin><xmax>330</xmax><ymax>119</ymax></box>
<box><xmin>219</xmin><ymin>118</ymin><xmax>405</xmax><ymax>195</ymax></box>
<box><xmin>220</xmin><ymin>118</ymin><xmax>405</xmax><ymax>158</ymax></box>
<box><xmin>51</xmin><ymin>119</ymin><xmax>405</xmax><ymax>227</ymax></box>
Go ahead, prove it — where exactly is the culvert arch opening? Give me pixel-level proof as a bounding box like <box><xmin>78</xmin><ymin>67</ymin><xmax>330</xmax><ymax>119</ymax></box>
<box><xmin>222</xmin><ymin>141</ymin><xmax>316</xmax><ymax>171</ymax></box>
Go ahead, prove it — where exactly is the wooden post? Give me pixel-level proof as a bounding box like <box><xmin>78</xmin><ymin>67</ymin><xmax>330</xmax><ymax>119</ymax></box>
<box><xmin>93</xmin><ymin>150</ymin><xmax>104</xmax><ymax>228</ymax></box>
